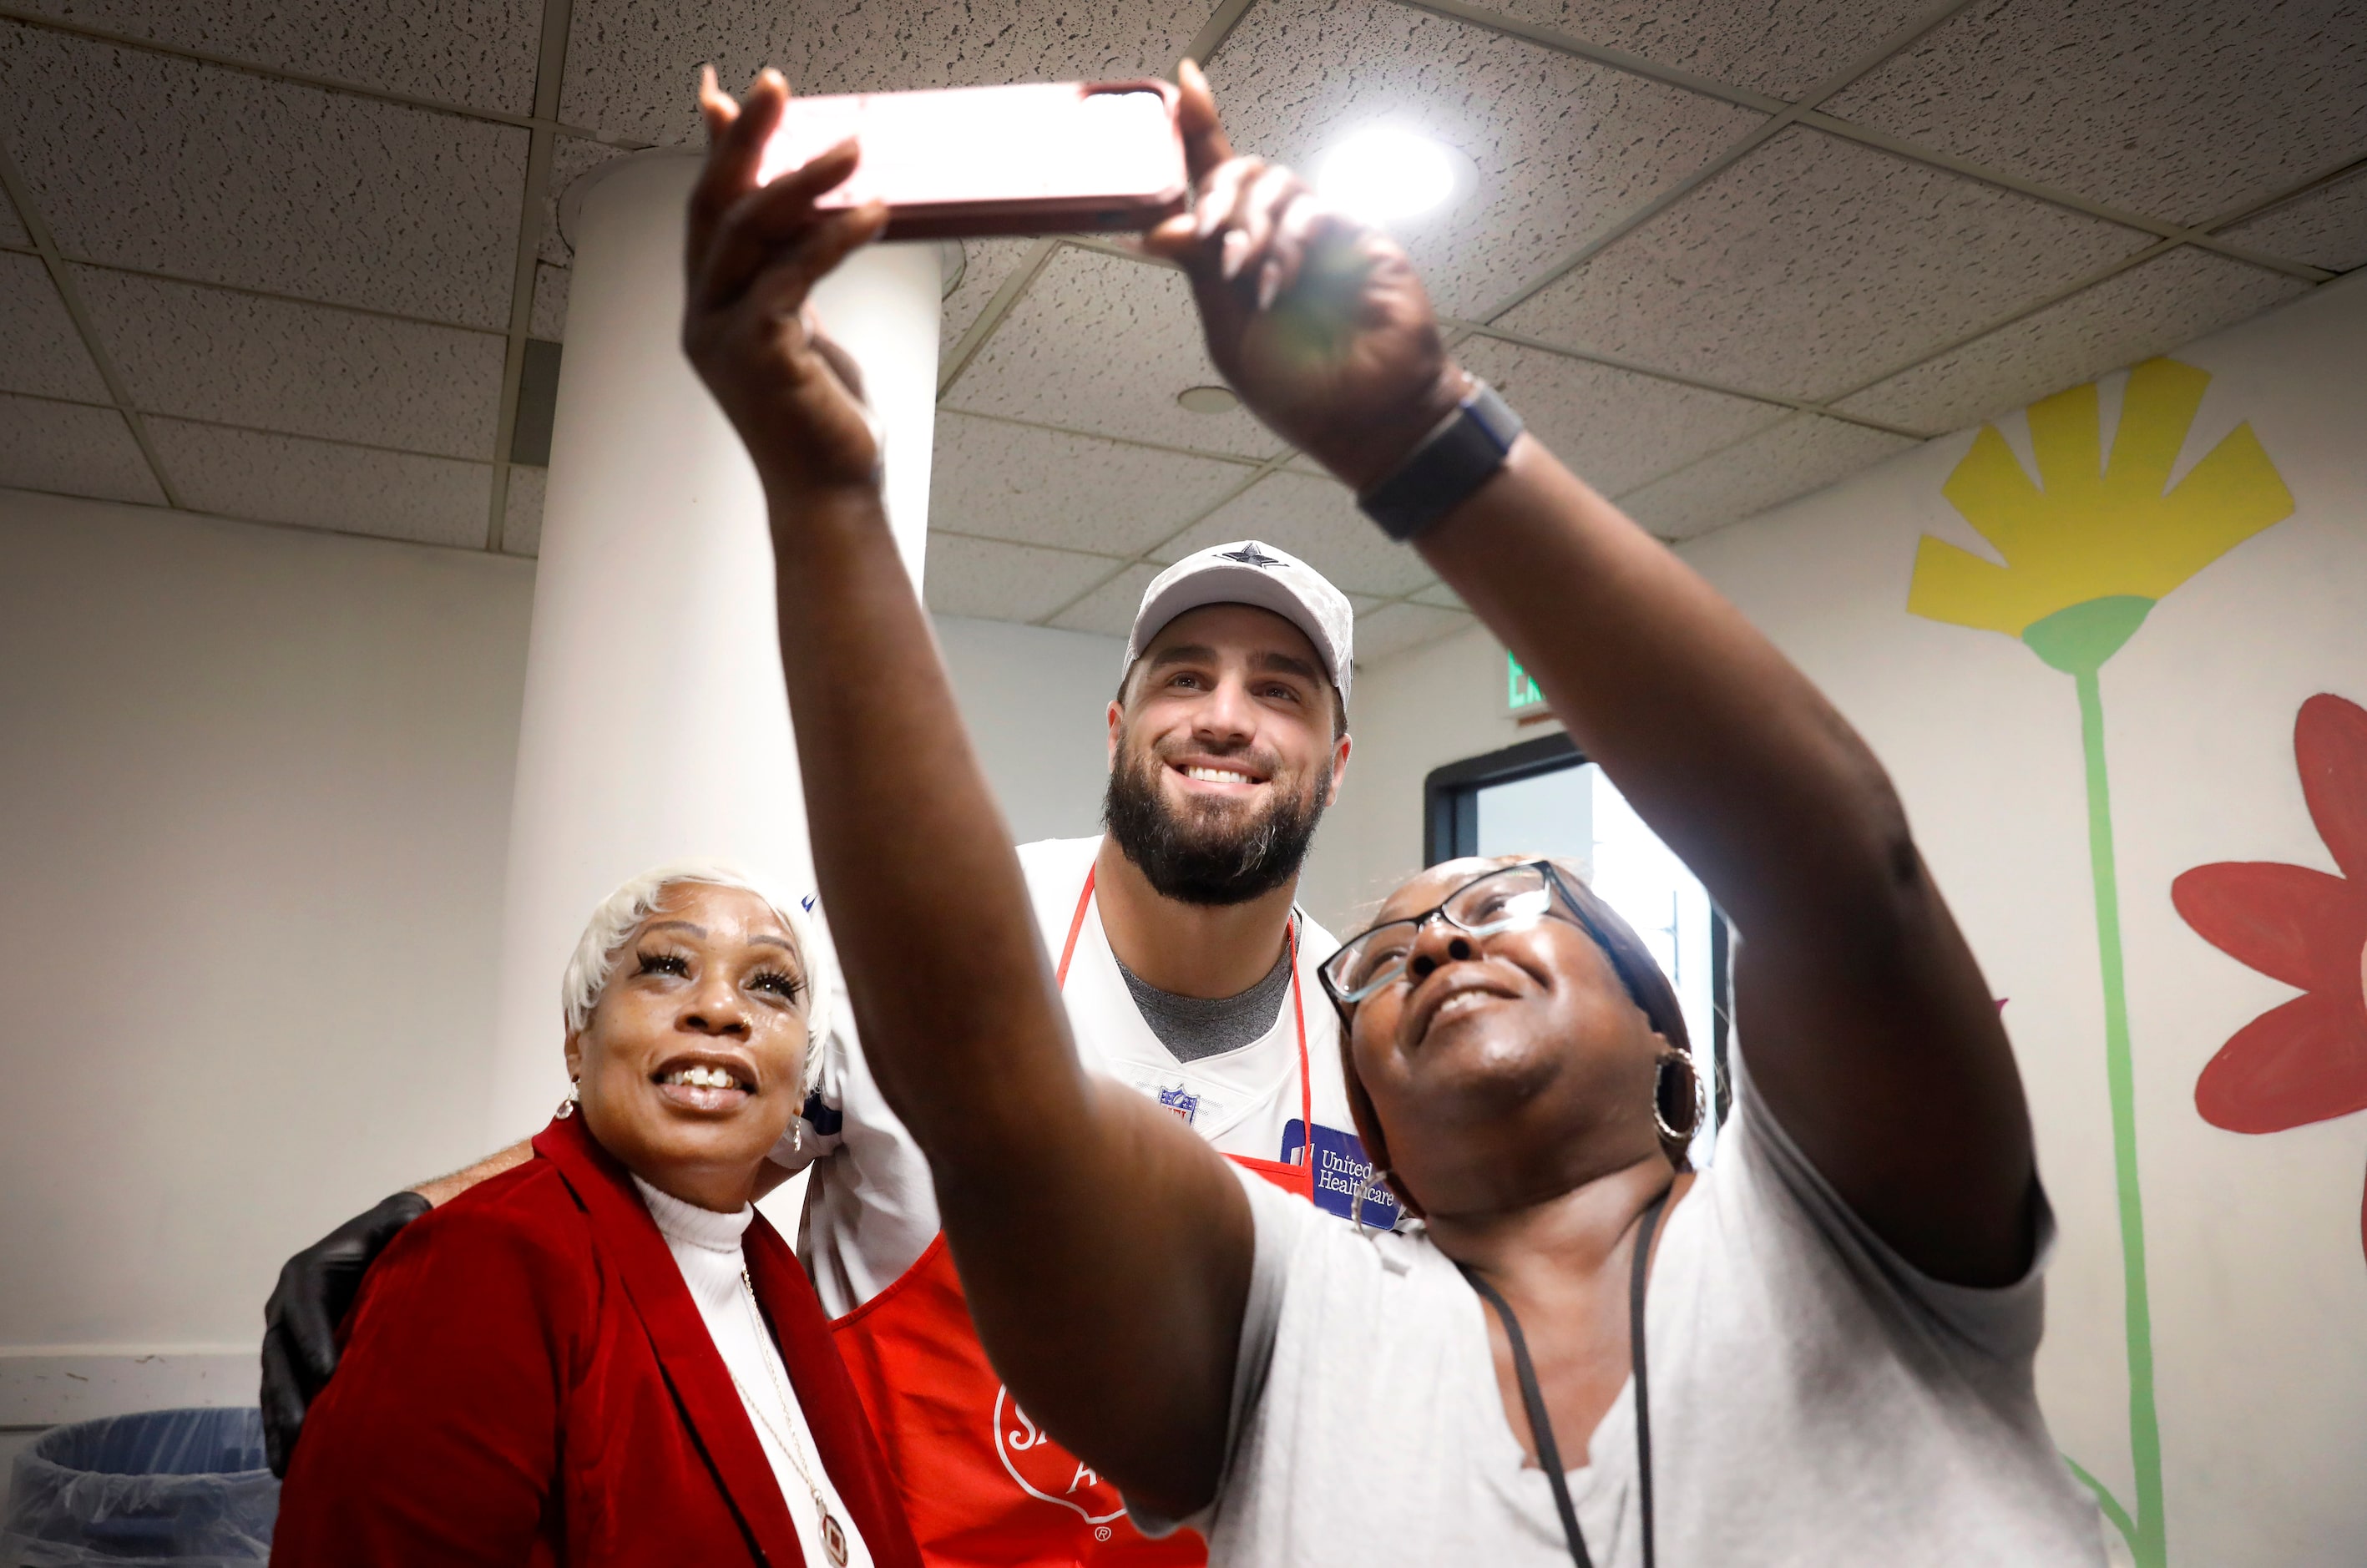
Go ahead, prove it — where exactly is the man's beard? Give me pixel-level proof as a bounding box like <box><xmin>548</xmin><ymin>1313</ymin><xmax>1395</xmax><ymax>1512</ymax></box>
<box><xmin>1102</xmin><ymin>737</ymin><xmax>1329</xmax><ymax>907</ymax></box>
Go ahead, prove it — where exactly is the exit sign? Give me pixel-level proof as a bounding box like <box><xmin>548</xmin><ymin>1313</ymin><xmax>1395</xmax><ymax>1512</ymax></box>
<box><xmin>1506</xmin><ymin>651</ymin><xmax>1544</xmax><ymax>711</ymax></box>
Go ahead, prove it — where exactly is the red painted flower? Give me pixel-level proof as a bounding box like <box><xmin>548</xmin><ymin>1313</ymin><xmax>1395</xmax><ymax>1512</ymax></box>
<box><xmin>2173</xmin><ymin>694</ymin><xmax>2367</xmax><ymax>1257</ymax></box>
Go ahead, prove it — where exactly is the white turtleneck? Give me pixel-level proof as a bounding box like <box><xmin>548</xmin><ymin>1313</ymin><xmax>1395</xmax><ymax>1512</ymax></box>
<box><xmin>634</xmin><ymin>1176</ymin><xmax>875</xmax><ymax>1568</ymax></box>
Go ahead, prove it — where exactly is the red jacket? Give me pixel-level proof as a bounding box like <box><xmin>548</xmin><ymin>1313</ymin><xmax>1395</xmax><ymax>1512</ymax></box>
<box><xmin>273</xmin><ymin>1114</ymin><xmax>921</xmax><ymax>1568</ymax></box>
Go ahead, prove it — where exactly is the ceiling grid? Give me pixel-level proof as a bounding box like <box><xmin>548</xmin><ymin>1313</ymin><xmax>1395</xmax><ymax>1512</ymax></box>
<box><xmin>486</xmin><ymin>0</ymin><xmax>579</xmax><ymax>552</ymax></box>
<box><xmin>0</xmin><ymin>0</ymin><xmax>2356</xmax><ymax>658</ymax></box>
<box><xmin>0</xmin><ymin>120</ymin><xmax>184</xmax><ymax>506</ymax></box>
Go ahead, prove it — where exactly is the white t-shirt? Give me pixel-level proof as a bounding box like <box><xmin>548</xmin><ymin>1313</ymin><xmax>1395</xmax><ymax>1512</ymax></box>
<box><xmin>786</xmin><ymin>835</ymin><xmax>1396</xmax><ymax>1317</ymax></box>
<box><xmin>1148</xmin><ymin>1070</ymin><xmax>2108</xmax><ymax>1566</ymax></box>
<box><xmin>634</xmin><ymin>1176</ymin><xmax>876</xmax><ymax>1568</ymax></box>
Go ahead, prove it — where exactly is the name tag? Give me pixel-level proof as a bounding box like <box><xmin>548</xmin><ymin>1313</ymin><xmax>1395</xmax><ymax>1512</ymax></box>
<box><xmin>1282</xmin><ymin>1120</ymin><xmax>1402</xmax><ymax>1228</ymax></box>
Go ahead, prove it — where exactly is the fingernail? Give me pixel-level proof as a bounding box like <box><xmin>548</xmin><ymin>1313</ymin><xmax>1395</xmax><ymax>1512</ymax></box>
<box><xmin>1257</xmin><ymin>258</ymin><xmax>1281</xmax><ymax>311</ymax></box>
<box><xmin>1221</xmin><ymin>230</ymin><xmax>1247</xmax><ymax>281</ymax></box>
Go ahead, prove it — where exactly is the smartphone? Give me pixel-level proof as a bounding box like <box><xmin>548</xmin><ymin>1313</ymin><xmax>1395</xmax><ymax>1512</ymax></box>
<box><xmin>755</xmin><ymin>79</ymin><xmax>1189</xmax><ymax>241</ymax></box>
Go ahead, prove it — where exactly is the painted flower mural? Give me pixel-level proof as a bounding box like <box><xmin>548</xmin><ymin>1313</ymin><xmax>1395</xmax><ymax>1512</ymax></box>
<box><xmin>2173</xmin><ymin>695</ymin><xmax>2367</xmax><ymax>1252</ymax></box>
<box><xmin>1908</xmin><ymin>357</ymin><xmax>2295</xmax><ymax>1568</ymax></box>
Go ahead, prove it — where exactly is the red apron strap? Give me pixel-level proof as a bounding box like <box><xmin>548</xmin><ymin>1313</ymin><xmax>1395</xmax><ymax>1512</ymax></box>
<box><xmin>1285</xmin><ymin>917</ymin><xmax>1314</xmax><ymax>1198</ymax></box>
<box><xmin>1055</xmin><ymin>863</ymin><xmax>1096</xmax><ymax>989</ymax></box>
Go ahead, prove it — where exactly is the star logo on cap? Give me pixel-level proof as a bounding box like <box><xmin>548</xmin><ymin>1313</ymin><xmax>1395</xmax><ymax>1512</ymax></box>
<box><xmin>1218</xmin><ymin>543</ymin><xmax>1280</xmax><ymax>569</ymax></box>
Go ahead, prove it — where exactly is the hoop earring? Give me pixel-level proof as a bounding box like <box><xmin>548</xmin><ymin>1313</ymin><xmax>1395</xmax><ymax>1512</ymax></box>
<box><xmin>1349</xmin><ymin>1167</ymin><xmax>1395</xmax><ymax>1238</ymax></box>
<box><xmin>554</xmin><ymin>1079</ymin><xmax>579</xmax><ymax>1120</ymax></box>
<box><xmin>1653</xmin><ymin>1048</ymin><xmax>1705</xmax><ymax>1145</ymax></box>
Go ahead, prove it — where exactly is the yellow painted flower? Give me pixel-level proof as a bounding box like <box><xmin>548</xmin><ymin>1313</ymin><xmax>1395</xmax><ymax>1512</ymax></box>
<box><xmin>1903</xmin><ymin>355</ymin><xmax>2295</xmax><ymax>1568</ymax></box>
<box><xmin>1909</xmin><ymin>357</ymin><xmax>2294</xmax><ymax>673</ymax></box>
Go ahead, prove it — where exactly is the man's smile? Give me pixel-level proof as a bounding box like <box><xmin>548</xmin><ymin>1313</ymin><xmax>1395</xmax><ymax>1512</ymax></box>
<box><xmin>1166</xmin><ymin>753</ymin><xmax>1273</xmax><ymax>795</ymax></box>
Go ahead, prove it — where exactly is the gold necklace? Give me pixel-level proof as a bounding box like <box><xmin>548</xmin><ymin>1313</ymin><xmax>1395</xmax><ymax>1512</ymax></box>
<box><xmin>730</xmin><ymin>1270</ymin><xmax>852</xmax><ymax>1567</ymax></box>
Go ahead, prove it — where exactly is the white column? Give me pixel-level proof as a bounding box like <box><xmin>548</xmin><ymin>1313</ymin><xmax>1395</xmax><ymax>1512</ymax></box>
<box><xmin>488</xmin><ymin>150</ymin><xmax>941</xmax><ymax>1141</ymax></box>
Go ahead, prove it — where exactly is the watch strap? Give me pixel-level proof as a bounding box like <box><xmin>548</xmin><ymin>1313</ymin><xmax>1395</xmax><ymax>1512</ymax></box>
<box><xmin>1356</xmin><ymin>380</ymin><xmax>1525</xmax><ymax>542</ymax></box>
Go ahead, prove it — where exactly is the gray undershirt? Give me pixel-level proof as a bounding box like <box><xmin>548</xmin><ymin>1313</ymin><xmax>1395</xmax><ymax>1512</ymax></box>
<box><xmin>1115</xmin><ymin>943</ymin><xmax>1293</xmax><ymax>1064</ymax></box>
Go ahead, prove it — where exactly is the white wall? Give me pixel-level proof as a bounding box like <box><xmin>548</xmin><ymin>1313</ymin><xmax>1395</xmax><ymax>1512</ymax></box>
<box><xmin>1327</xmin><ymin>273</ymin><xmax>2367</xmax><ymax>1565</ymax></box>
<box><xmin>0</xmin><ymin>490</ymin><xmax>535</xmax><ymax>1460</ymax></box>
<box><xmin>933</xmin><ymin>613</ymin><xmax>1125</xmax><ymax>846</ymax></box>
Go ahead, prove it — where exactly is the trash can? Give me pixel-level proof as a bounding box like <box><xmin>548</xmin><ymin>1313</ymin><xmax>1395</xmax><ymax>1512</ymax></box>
<box><xmin>0</xmin><ymin>1408</ymin><xmax>276</xmax><ymax>1566</ymax></box>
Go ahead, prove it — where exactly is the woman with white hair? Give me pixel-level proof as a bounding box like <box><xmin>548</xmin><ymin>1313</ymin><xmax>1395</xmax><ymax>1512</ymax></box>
<box><xmin>271</xmin><ymin>865</ymin><xmax>918</xmax><ymax>1568</ymax></box>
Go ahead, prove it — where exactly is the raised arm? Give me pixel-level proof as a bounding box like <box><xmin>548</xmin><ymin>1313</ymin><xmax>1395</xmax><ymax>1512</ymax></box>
<box><xmin>1417</xmin><ymin>443</ymin><xmax>2033</xmax><ymax>1282</ymax></box>
<box><xmin>681</xmin><ymin>69</ymin><xmax>1252</xmax><ymax>1519</ymax></box>
<box><xmin>1147</xmin><ymin>70</ymin><xmax>2034</xmax><ymax>1286</ymax></box>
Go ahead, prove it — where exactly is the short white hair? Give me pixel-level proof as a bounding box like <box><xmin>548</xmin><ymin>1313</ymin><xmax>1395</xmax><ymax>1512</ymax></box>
<box><xmin>560</xmin><ymin>861</ymin><xmax>832</xmax><ymax>1095</ymax></box>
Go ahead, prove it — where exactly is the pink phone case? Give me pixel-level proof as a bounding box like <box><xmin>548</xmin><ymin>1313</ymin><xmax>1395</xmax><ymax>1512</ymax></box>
<box><xmin>756</xmin><ymin>79</ymin><xmax>1190</xmax><ymax>241</ymax></box>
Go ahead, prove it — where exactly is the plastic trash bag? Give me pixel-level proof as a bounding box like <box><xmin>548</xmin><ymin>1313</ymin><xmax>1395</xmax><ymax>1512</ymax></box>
<box><xmin>0</xmin><ymin>1408</ymin><xmax>276</xmax><ymax>1566</ymax></box>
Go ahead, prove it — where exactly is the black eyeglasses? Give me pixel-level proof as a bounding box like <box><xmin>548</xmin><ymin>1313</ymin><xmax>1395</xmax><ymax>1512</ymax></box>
<box><xmin>1319</xmin><ymin>861</ymin><xmax>1605</xmax><ymax>1006</ymax></box>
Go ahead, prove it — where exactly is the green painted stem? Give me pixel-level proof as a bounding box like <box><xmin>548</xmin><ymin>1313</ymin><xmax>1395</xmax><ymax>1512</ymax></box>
<box><xmin>2073</xmin><ymin>666</ymin><xmax>2167</xmax><ymax>1568</ymax></box>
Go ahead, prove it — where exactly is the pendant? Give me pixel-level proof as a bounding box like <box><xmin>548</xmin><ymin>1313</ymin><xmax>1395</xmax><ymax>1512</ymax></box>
<box><xmin>822</xmin><ymin>1511</ymin><xmax>849</xmax><ymax>1566</ymax></box>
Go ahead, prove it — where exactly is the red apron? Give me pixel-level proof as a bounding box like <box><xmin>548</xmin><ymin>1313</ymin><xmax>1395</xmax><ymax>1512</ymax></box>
<box><xmin>832</xmin><ymin>867</ymin><xmax>1313</xmax><ymax>1566</ymax></box>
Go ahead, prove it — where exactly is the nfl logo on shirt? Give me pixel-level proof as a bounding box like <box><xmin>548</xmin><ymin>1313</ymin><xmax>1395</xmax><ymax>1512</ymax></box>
<box><xmin>1156</xmin><ymin>1085</ymin><xmax>1199</xmax><ymax>1125</ymax></box>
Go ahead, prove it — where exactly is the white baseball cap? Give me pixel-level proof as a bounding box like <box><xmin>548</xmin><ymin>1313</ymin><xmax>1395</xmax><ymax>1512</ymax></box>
<box><xmin>1121</xmin><ymin>540</ymin><xmax>1356</xmax><ymax>706</ymax></box>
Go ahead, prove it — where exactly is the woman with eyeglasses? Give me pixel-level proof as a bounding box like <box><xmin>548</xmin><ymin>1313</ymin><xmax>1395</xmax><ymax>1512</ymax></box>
<box><xmin>687</xmin><ymin>59</ymin><xmax>2103</xmax><ymax>1568</ymax></box>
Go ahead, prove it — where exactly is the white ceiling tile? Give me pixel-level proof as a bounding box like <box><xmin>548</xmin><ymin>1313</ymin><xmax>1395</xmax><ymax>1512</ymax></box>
<box><xmin>0</xmin><ymin>252</ymin><xmax>109</xmax><ymax>402</ymax></box>
<box><xmin>561</xmin><ymin>0</ymin><xmax>1210</xmax><ymax>147</ymax></box>
<box><xmin>530</xmin><ymin>262</ymin><xmax>571</xmax><ymax>339</ymax></box>
<box><xmin>1046</xmin><ymin>559</ymin><xmax>1163</xmax><ymax>639</ymax></box>
<box><xmin>0</xmin><ymin>186</ymin><xmax>28</xmax><ymax>248</ymax></box>
<box><xmin>75</xmin><ymin>268</ymin><xmax>507</xmax><ymax>458</ymax></box>
<box><xmin>0</xmin><ymin>23</ymin><xmax>529</xmax><ymax>329</ymax></box>
<box><xmin>1155</xmin><ymin>470</ymin><xmax>1433</xmax><ymax>598</ymax></box>
<box><xmin>946</xmin><ymin>247</ymin><xmax>1280</xmax><ymax>459</ymax></box>
<box><xmin>1456</xmin><ymin>333</ymin><xmax>1788</xmax><ymax>495</ymax></box>
<box><xmin>1409</xmin><ymin>580</ymin><xmax>1465</xmax><ymax>609</ymax></box>
<box><xmin>145</xmin><ymin>417</ymin><xmax>493</xmax><ymax>548</ymax></box>
<box><xmin>1353</xmin><ymin>602</ymin><xmax>1471</xmax><ymax>665</ymax></box>
<box><xmin>921</xmin><ymin>532</ymin><xmax>1124</xmax><ymax>623</ymax></box>
<box><xmin>1833</xmin><ymin>250</ymin><xmax>2310</xmax><ymax>436</ymax></box>
<box><xmin>2218</xmin><ymin>167</ymin><xmax>2367</xmax><ymax>275</ymax></box>
<box><xmin>1616</xmin><ymin>412</ymin><xmax>1918</xmax><ymax>539</ymax></box>
<box><xmin>1823</xmin><ymin>0</ymin><xmax>2367</xmax><ymax>226</ymax></box>
<box><xmin>1209</xmin><ymin>0</ymin><xmax>1765</xmax><ymax>318</ymax></box>
<box><xmin>1483</xmin><ymin>0</ymin><xmax>1935</xmax><ymax>101</ymax></box>
<box><xmin>941</xmin><ymin>237</ymin><xmax>1040</xmax><ymax>354</ymax></box>
<box><xmin>502</xmin><ymin>464</ymin><xmax>545</xmax><ymax>556</ymax></box>
<box><xmin>1496</xmin><ymin>125</ymin><xmax>2152</xmax><ymax>402</ymax></box>
<box><xmin>7</xmin><ymin>0</ymin><xmax>545</xmax><ymax>116</ymax></box>
<box><xmin>0</xmin><ymin>392</ymin><xmax>162</xmax><ymax>504</ymax></box>
<box><xmin>929</xmin><ymin>411</ymin><xmax>1254</xmax><ymax>557</ymax></box>
<box><xmin>542</xmin><ymin>136</ymin><xmax>630</xmax><ymax>266</ymax></box>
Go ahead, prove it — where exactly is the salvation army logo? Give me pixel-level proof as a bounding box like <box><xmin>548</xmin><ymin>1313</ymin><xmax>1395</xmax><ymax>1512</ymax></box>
<box><xmin>993</xmin><ymin>1384</ymin><xmax>1128</xmax><ymax>1525</ymax></box>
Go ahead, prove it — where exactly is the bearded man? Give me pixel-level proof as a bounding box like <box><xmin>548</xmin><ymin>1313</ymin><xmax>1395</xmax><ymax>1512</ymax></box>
<box><xmin>261</xmin><ymin>539</ymin><xmax>1387</xmax><ymax>1566</ymax></box>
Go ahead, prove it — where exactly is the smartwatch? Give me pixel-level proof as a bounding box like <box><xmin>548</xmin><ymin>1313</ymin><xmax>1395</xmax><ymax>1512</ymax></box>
<box><xmin>1355</xmin><ymin>380</ymin><xmax>1525</xmax><ymax>542</ymax></box>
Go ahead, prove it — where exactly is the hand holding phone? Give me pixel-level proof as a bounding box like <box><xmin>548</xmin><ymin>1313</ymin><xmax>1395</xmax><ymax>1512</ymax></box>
<box><xmin>756</xmin><ymin>79</ymin><xmax>1190</xmax><ymax>241</ymax></box>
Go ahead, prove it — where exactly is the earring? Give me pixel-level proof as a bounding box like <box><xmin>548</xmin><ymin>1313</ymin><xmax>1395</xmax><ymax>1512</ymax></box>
<box><xmin>1348</xmin><ymin>1167</ymin><xmax>1396</xmax><ymax>1238</ymax></box>
<box><xmin>554</xmin><ymin>1080</ymin><xmax>579</xmax><ymax>1120</ymax></box>
<box><xmin>1653</xmin><ymin>1048</ymin><xmax>1705</xmax><ymax>1145</ymax></box>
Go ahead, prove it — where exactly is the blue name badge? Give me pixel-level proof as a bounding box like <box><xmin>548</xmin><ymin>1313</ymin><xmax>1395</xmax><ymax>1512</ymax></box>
<box><xmin>1282</xmin><ymin>1120</ymin><xmax>1402</xmax><ymax>1229</ymax></box>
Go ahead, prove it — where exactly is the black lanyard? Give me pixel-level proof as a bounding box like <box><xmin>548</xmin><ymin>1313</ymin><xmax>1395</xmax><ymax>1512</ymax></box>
<box><xmin>1459</xmin><ymin>1186</ymin><xmax>1670</xmax><ymax>1568</ymax></box>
